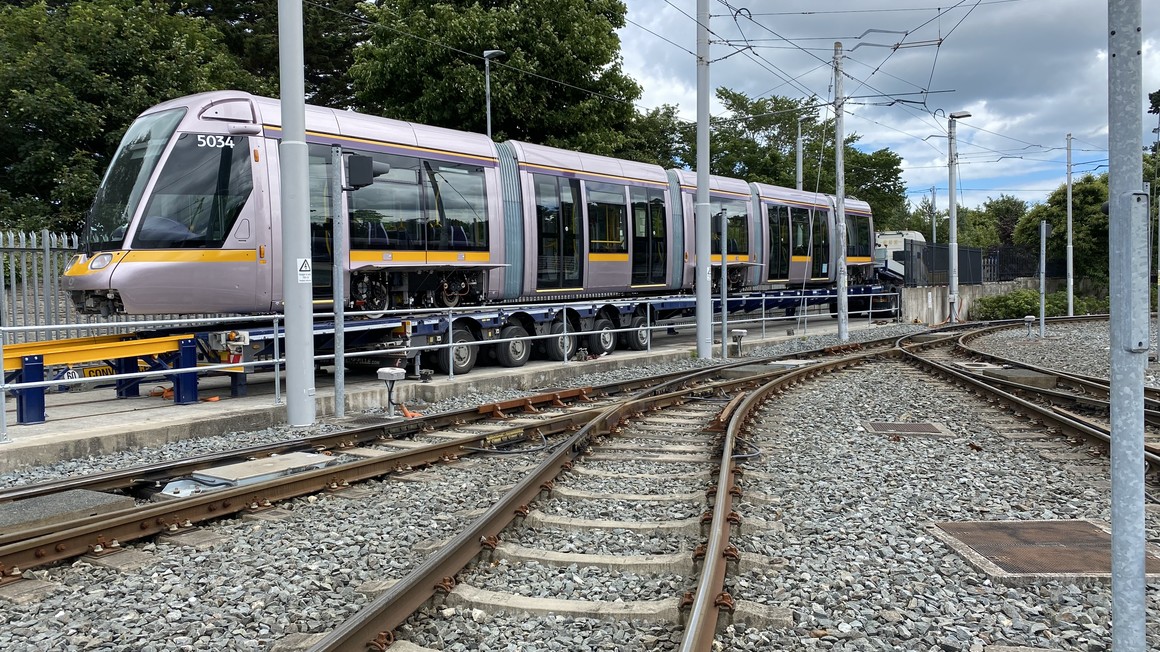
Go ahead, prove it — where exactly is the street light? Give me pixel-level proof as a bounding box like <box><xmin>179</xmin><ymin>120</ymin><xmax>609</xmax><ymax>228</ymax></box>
<box><xmin>483</xmin><ymin>49</ymin><xmax>506</xmax><ymax>139</ymax></box>
<box><xmin>947</xmin><ymin>110</ymin><xmax>971</xmax><ymax>323</ymax></box>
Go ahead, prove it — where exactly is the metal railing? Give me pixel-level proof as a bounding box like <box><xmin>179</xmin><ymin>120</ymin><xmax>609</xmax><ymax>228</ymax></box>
<box><xmin>0</xmin><ymin>230</ymin><xmax>230</xmax><ymax>343</ymax></box>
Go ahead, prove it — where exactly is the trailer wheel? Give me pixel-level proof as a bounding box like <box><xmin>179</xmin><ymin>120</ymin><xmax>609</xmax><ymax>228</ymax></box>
<box><xmin>436</xmin><ymin>327</ymin><xmax>477</xmax><ymax>375</ymax></box>
<box><xmin>587</xmin><ymin>318</ymin><xmax>617</xmax><ymax>355</ymax></box>
<box><xmin>620</xmin><ymin>315</ymin><xmax>650</xmax><ymax>351</ymax></box>
<box><xmin>495</xmin><ymin>324</ymin><xmax>531</xmax><ymax>368</ymax></box>
<box><xmin>546</xmin><ymin>321</ymin><xmax>577</xmax><ymax>361</ymax></box>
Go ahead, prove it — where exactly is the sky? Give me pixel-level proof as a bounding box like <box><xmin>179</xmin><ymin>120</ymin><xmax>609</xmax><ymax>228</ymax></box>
<box><xmin>616</xmin><ymin>0</ymin><xmax>1160</xmax><ymax>213</ymax></box>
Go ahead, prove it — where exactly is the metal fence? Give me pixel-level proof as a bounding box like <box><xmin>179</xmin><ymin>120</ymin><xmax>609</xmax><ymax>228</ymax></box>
<box><xmin>901</xmin><ymin>240</ymin><xmax>1063</xmax><ymax>287</ymax></box>
<box><xmin>0</xmin><ymin>230</ymin><xmax>227</xmax><ymax>344</ymax></box>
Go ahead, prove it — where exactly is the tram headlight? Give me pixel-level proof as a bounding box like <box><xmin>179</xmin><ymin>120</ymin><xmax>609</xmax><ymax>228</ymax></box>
<box><xmin>88</xmin><ymin>253</ymin><xmax>113</xmax><ymax>270</ymax></box>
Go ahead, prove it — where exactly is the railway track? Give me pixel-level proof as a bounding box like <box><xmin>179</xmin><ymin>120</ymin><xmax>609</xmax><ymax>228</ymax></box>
<box><xmin>895</xmin><ymin>322</ymin><xmax>1160</xmax><ymax>468</ymax></box>
<box><xmin>0</xmin><ymin>337</ymin><xmax>897</xmax><ymax>585</ymax></box>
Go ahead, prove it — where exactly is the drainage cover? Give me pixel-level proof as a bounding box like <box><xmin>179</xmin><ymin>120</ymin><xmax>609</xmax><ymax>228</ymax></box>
<box><xmin>934</xmin><ymin>520</ymin><xmax>1160</xmax><ymax>578</ymax></box>
<box><xmin>864</xmin><ymin>422</ymin><xmax>950</xmax><ymax>437</ymax></box>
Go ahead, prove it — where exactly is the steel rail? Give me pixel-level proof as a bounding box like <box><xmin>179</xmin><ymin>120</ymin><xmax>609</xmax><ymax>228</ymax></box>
<box><xmin>307</xmin><ymin>349</ymin><xmax>881</xmax><ymax>651</ymax></box>
<box><xmin>0</xmin><ymin>334</ymin><xmax>902</xmax><ymax>505</ymax></box>
<box><xmin>954</xmin><ymin>317</ymin><xmax>1160</xmax><ymax>407</ymax></box>
<box><xmin>896</xmin><ymin>347</ymin><xmax>1160</xmax><ymax>470</ymax></box>
<box><xmin>0</xmin><ymin>387</ymin><xmax>599</xmax><ymax>504</ymax></box>
<box><xmin>0</xmin><ymin>405</ymin><xmax>603</xmax><ymax>579</ymax></box>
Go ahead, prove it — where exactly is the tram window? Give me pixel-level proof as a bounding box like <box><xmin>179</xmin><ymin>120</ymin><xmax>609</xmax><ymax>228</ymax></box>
<box><xmin>586</xmin><ymin>181</ymin><xmax>628</xmax><ymax>254</ymax></box>
<box><xmin>346</xmin><ymin>152</ymin><xmax>424</xmax><ymax>249</ymax></box>
<box><xmin>422</xmin><ymin>161</ymin><xmax>488</xmax><ymax>251</ymax></box>
<box><xmin>135</xmin><ymin>133</ymin><xmax>252</xmax><ymax>248</ymax></box>
<box><xmin>846</xmin><ymin>212</ymin><xmax>871</xmax><ymax>257</ymax></box>
<box><xmin>710</xmin><ymin>198</ymin><xmax>748</xmax><ymax>255</ymax></box>
<box><xmin>790</xmin><ymin>207</ymin><xmax>811</xmax><ymax>257</ymax></box>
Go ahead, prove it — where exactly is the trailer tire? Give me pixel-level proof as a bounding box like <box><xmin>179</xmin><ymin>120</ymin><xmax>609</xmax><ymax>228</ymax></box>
<box><xmin>436</xmin><ymin>327</ymin><xmax>477</xmax><ymax>375</ymax></box>
<box><xmin>587</xmin><ymin>318</ymin><xmax>617</xmax><ymax>355</ymax></box>
<box><xmin>546</xmin><ymin>321</ymin><xmax>577</xmax><ymax>361</ymax></box>
<box><xmin>495</xmin><ymin>324</ymin><xmax>531</xmax><ymax>368</ymax></box>
<box><xmin>621</xmin><ymin>315</ymin><xmax>650</xmax><ymax>351</ymax></box>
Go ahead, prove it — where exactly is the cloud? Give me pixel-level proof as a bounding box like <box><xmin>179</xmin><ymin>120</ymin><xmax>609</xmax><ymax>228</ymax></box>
<box><xmin>619</xmin><ymin>0</ymin><xmax>1158</xmax><ymax>211</ymax></box>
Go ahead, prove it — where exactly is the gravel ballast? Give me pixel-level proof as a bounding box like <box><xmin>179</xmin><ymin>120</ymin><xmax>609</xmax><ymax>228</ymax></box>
<box><xmin>8</xmin><ymin>321</ymin><xmax>1157</xmax><ymax>651</ymax></box>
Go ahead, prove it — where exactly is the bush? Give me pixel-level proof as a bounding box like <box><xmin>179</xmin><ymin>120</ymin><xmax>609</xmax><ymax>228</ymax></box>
<box><xmin>971</xmin><ymin>289</ymin><xmax>1108</xmax><ymax>321</ymax></box>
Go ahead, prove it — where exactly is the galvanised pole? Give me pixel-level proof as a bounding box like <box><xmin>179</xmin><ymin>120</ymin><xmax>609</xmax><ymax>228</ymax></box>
<box><xmin>278</xmin><ymin>0</ymin><xmax>316</xmax><ymax>426</ymax></box>
<box><xmin>833</xmin><ymin>42</ymin><xmax>848</xmax><ymax>341</ymax></box>
<box><xmin>1107</xmin><ymin>1</ymin><xmax>1147</xmax><ymax>649</ymax></box>
<box><xmin>330</xmin><ymin>145</ymin><xmax>346</xmax><ymax>419</ymax></box>
<box><xmin>1066</xmin><ymin>133</ymin><xmax>1074</xmax><ymax>316</ymax></box>
<box><xmin>694</xmin><ymin>0</ymin><xmax>712</xmax><ymax>359</ymax></box>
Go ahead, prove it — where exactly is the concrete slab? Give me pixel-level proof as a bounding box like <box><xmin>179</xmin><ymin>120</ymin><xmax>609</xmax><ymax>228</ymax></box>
<box><xmin>719</xmin><ymin>364</ymin><xmax>783</xmax><ymax>380</ymax></box>
<box><xmin>0</xmin><ymin>578</ymin><xmax>59</xmax><ymax>604</ymax></box>
<box><xmin>552</xmin><ymin>486</ymin><xmax>703</xmax><ymax>503</ymax></box>
<box><xmin>493</xmin><ymin>542</ymin><xmax>694</xmax><ymax>574</ymax></box>
<box><xmin>0</xmin><ymin>489</ymin><xmax>135</xmax><ymax>534</ymax></box>
<box><xmin>193</xmin><ymin>451</ymin><xmax>333</xmax><ymax>484</ymax></box>
<box><xmin>158</xmin><ymin>528</ymin><xmax>229</xmax><ymax>551</ymax></box>
<box><xmin>446</xmin><ymin>583</ymin><xmax>681</xmax><ymax>622</ymax></box>
<box><xmin>269</xmin><ymin>633</ymin><xmax>327</xmax><ymax>652</ymax></box>
<box><xmin>979</xmin><ymin>367</ymin><xmax>1058</xmax><ymax>389</ymax></box>
<box><xmin>354</xmin><ymin>578</ymin><xmax>398</xmax><ymax>598</ymax></box>
<box><xmin>733</xmin><ymin>600</ymin><xmax>794</xmax><ymax>629</ymax></box>
<box><xmin>241</xmin><ymin>508</ymin><xmax>296</xmax><ymax>524</ymax></box>
<box><xmin>79</xmin><ymin>549</ymin><xmax>155</xmax><ymax>572</ymax></box>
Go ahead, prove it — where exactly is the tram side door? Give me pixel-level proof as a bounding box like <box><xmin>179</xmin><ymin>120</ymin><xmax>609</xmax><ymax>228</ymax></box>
<box><xmin>534</xmin><ymin>174</ymin><xmax>583</xmax><ymax>290</ymax></box>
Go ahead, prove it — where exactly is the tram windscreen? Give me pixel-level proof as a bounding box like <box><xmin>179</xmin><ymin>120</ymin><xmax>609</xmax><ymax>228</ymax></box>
<box><xmin>84</xmin><ymin>108</ymin><xmax>186</xmax><ymax>252</ymax></box>
<box><xmin>134</xmin><ymin>133</ymin><xmax>253</xmax><ymax>249</ymax></box>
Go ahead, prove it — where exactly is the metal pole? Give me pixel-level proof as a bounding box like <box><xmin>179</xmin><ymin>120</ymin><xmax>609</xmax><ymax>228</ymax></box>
<box><xmin>796</xmin><ymin>118</ymin><xmax>803</xmax><ymax>191</ymax></box>
<box><xmin>930</xmin><ymin>187</ymin><xmax>937</xmax><ymax>244</ymax></box>
<box><xmin>720</xmin><ymin>207</ymin><xmax>728</xmax><ymax>360</ymax></box>
<box><xmin>1039</xmin><ymin>219</ymin><xmax>1046</xmax><ymax>338</ymax></box>
<box><xmin>1107</xmin><ymin>2</ymin><xmax>1147</xmax><ymax>650</ymax></box>
<box><xmin>485</xmin><ymin>57</ymin><xmax>493</xmax><ymax>140</ymax></box>
<box><xmin>694</xmin><ymin>0</ymin><xmax>712</xmax><ymax>359</ymax></box>
<box><xmin>330</xmin><ymin>145</ymin><xmax>346</xmax><ymax>419</ymax></box>
<box><xmin>947</xmin><ymin>111</ymin><xmax>969</xmax><ymax>323</ymax></box>
<box><xmin>278</xmin><ymin>0</ymin><xmax>316</xmax><ymax>425</ymax></box>
<box><xmin>833</xmin><ymin>42</ymin><xmax>848</xmax><ymax>341</ymax></box>
<box><xmin>1066</xmin><ymin>133</ymin><xmax>1074</xmax><ymax>316</ymax></box>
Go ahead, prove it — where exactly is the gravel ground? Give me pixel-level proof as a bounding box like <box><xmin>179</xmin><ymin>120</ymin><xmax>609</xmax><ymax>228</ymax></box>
<box><xmin>33</xmin><ymin>321</ymin><xmax>1118</xmax><ymax>652</ymax></box>
<box><xmin>968</xmin><ymin>319</ymin><xmax>1160</xmax><ymax>387</ymax></box>
<box><xmin>719</xmin><ymin>359</ymin><xmax>1160</xmax><ymax>651</ymax></box>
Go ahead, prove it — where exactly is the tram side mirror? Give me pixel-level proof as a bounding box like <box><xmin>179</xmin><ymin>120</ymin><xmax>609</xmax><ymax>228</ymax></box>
<box><xmin>346</xmin><ymin>154</ymin><xmax>375</xmax><ymax>190</ymax></box>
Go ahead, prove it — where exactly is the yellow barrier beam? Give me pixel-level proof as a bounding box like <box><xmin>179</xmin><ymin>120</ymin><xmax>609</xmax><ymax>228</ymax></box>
<box><xmin>4</xmin><ymin>334</ymin><xmax>195</xmax><ymax>372</ymax></box>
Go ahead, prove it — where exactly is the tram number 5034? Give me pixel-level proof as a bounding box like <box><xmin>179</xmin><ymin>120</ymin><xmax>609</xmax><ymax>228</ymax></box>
<box><xmin>196</xmin><ymin>134</ymin><xmax>235</xmax><ymax>148</ymax></box>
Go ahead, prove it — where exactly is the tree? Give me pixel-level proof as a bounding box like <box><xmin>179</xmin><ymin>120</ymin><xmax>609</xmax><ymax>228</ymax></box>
<box><xmin>1014</xmin><ymin>173</ymin><xmax>1108</xmax><ymax>284</ymax></box>
<box><xmin>168</xmin><ymin>0</ymin><xmax>367</xmax><ymax>108</ymax></box>
<box><xmin>0</xmin><ymin>0</ymin><xmax>267</xmax><ymax>232</ymax></box>
<box><xmin>956</xmin><ymin>205</ymin><xmax>1000</xmax><ymax>249</ymax></box>
<box><xmin>352</xmin><ymin>0</ymin><xmax>641</xmax><ymax>155</ymax></box>
<box><xmin>980</xmin><ymin>194</ymin><xmax>1027</xmax><ymax>247</ymax></box>
<box><xmin>614</xmin><ymin>104</ymin><xmax>685</xmax><ymax>169</ymax></box>
<box><xmin>681</xmin><ymin>88</ymin><xmax>908</xmax><ymax>228</ymax></box>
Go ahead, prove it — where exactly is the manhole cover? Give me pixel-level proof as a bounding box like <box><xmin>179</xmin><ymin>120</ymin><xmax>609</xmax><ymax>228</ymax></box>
<box><xmin>934</xmin><ymin>520</ymin><xmax>1160</xmax><ymax>580</ymax></box>
<box><xmin>864</xmin><ymin>422</ymin><xmax>950</xmax><ymax>437</ymax></box>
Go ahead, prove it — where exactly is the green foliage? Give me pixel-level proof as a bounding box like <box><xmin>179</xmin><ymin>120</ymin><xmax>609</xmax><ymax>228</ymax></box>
<box><xmin>1014</xmin><ymin>173</ymin><xmax>1108</xmax><ymax>284</ymax></box>
<box><xmin>0</xmin><ymin>0</ymin><xmax>267</xmax><ymax>232</ymax></box>
<box><xmin>981</xmin><ymin>194</ymin><xmax>1027</xmax><ymax>247</ymax></box>
<box><xmin>169</xmin><ymin>0</ymin><xmax>366</xmax><ymax>108</ymax></box>
<box><xmin>681</xmin><ymin>88</ymin><xmax>908</xmax><ymax>225</ymax></box>
<box><xmin>971</xmin><ymin>289</ymin><xmax>1108</xmax><ymax>321</ymax></box>
<box><xmin>353</xmin><ymin>0</ymin><xmax>641</xmax><ymax>155</ymax></box>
